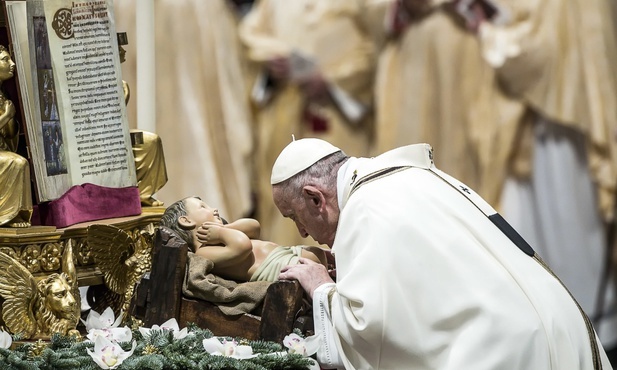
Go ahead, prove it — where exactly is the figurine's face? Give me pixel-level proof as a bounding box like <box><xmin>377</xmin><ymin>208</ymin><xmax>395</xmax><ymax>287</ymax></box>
<box><xmin>0</xmin><ymin>50</ymin><xmax>15</xmax><ymax>82</ymax></box>
<box><xmin>183</xmin><ymin>197</ymin><xmax>224</xmax><ymax>226</ymax></box>
<box><xmin>45</xmin><ymin>275</ymin><xmax>76</xmax><ymax>320</ymax></box>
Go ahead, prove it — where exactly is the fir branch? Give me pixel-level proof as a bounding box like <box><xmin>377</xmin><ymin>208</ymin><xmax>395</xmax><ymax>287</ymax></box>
<box><xmin>0</xmin><ymin>326</ymin><xmax>313</xmax><ymax>370</ymax></box>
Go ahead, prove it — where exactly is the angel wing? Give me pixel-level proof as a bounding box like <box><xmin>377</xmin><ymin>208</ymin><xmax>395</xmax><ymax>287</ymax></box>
<box><xmin>0</xmin><ymin>252</ymin><xmax>37</xmax><ymax>338</ymax></box>
<box><xmin>85</xmin><ymin>284</ymin><xmax>125</xmax><ymax>317</ymax></box>
<box><xmin>87</xmin><ymin>224</ymin><xmax>136</xmax><ymax>294</ymax></box>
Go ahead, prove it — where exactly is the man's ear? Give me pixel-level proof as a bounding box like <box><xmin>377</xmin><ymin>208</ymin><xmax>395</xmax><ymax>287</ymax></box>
<box><xmin>178</xmin><ymin>215</ymin><xmax>196</xmax><ymax>230</ymax></box>
<box><xmin>302</xmin><ymin>185</ymin><xmax>326</xmax><ymax>211</ymax></box>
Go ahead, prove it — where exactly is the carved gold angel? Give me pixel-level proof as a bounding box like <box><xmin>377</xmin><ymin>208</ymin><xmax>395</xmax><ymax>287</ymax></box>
<box><xmin>86</xmin><ymin>224</ymin><xmax>153</xmax><ymax>320</ymax></box>
<box><xmin>0</xmin><ymin>242</ymin><xmax>80</xmax><ymax>339</ymax></box>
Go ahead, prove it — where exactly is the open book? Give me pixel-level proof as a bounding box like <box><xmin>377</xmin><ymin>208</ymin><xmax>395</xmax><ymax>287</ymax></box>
<box><xmin>3</xmin><ymin>0</ymin><xmax>136</xmax><ymax>202</ymax></box>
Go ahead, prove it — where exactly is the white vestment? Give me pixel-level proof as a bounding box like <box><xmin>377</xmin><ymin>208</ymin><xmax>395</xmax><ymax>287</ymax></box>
<box><xmin>309</xmin><ymin>144</ymin><xmax>613</xmax><ymax>369</ymax></box>
<box><xmin>478</xmin><ymin>0</ymin><xmax>617</xmax><ymax>348</ymax></box>
<box><xmin>501</xmin><ymin>118</ymin><xmax>617</xmax><ymax>347</ymax></box>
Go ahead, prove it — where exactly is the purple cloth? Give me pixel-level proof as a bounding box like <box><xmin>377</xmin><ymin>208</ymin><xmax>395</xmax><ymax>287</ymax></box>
<box><xmin>33</xmin><ymin>183</ymin><xmax>142</xmax><ymax>228</ymax></box>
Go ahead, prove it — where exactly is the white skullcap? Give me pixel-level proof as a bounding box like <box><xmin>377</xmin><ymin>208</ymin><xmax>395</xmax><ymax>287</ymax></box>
<box><xmin>271</xmin><ymin>138</ymin><xmax>341</xmax><ymax>184</ymax></box>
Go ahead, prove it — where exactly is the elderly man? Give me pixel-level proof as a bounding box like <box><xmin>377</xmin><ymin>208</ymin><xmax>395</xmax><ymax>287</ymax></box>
<box><xmin>271</xmin><ymin>138</ymin><xmax>613</xmax><ymax>369</ymax></box>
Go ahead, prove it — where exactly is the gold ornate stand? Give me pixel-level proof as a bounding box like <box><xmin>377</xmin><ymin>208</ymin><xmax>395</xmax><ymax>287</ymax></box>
<box><xmin>0</xmin><ymin>208</ymin><xmax>163</xmax><ymax>286</ymax></box>
<box><xmin>0</xmin><ymin>207</ymin><xmax>164</xmax><ymax>337</ymax></box>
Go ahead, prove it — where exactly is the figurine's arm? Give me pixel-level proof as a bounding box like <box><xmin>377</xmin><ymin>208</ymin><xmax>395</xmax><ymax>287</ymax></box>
<box><xmin>224</xmin><ymin>218</ymin><xmax>261</xmax><ymax>239</ymax></box>
<box><xmin>195</xmin><ymin>223</ymin><xmax>253</xmax><ymax>269</ymax></box>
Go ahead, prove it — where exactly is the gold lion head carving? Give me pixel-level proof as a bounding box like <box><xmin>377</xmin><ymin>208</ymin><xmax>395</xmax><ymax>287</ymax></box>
<box><xmin>0</xmin><ymin>244</ymin><xmax>80</xmax><ymax>339</ymax></box>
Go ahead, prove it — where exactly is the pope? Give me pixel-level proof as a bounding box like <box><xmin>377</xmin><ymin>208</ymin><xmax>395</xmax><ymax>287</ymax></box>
<box><xmin>271</xmin><ymin>138</ymin><xmax>613</xmax><ymax>370</ymax></box>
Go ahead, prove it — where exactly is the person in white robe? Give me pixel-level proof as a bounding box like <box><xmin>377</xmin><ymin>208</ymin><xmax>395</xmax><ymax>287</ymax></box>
<box><xmin>271</xmin><ymin>138</ymin><xmax>613</xmax><ymax>370</ymax></box>
<box><xmin>463</xmin><ymin>0</ymin><xmax>617</xmax><ymax>351</ymax></box>
<box><xmin>372</xmin><ymin>0</ymin><xmax>526</xmax><ymax>207</ymax></box>
<box><xmin>238</xmin><ymin>0</ymin><xmax>376</xmax><ymax>247</ymax></box>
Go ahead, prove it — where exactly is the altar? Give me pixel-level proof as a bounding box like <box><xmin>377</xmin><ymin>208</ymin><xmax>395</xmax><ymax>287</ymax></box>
<box><xmin>0</xmin><ymin>207</ymin><xmax>164</xmax><ymax>334</ymax></box>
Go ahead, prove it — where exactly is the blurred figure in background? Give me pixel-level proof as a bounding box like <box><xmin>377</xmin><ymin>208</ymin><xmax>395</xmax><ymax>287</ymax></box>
<box><xmin>373</xmin><ymin>0</ymin><xmax>524</xmax><ymax>206</ymax></box>
<box><xmin>374</xmin><ymin>0</ymin><xmax>617</xmax><ymax>359</ymax></box>
<box><xmin>466</xmin><ymin>0</ymin><xmax>617</xmax><ymax>355</ymax></box>
<box><xmin>114</xmin><ymin>0</ymin><xmax>255</xmax><ymax>221</ymax></box>
<box><xmin>238</xmin><ymin>0</ymin><xmax>377</xmax><ymax>246</ymax></box>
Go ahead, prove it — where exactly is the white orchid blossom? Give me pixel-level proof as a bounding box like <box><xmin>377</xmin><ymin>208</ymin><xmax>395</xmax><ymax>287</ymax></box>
<box><xmin>282</xmin><ymin>333</ymin><xmax>321</xmax><ymax>370</ymax></box>
<box><xmin>0</xmin><ymin>329</ymin><xmax>12</xmax><ymax>349</ymax></box>
<box><xmin>86</xmin><ymin>335</ymin><xmax>136</xmax><ymax>369</ymax></box>
<box><xmin>139</xmin><ymin>318</ymin><xmax>189</xmax><ymax>340</ymax></box>
<box><xmin>202</xmin><ymin>337</ymin><xmax>257</xmax><ymax>359</ymax></box>
<box><xmin>283</xmin><ymin>333</ymin><xmax>308</xmax><ymax>356</ymax></box>
<box><xmin>86</xmin><ymin>327</ymin><xmax>133</xmax><ymax>343</ymax></box>
<box><xmin>81</xmin><ymin>307</ymin><xmax>124</xmax><ymax>331</ymax></box>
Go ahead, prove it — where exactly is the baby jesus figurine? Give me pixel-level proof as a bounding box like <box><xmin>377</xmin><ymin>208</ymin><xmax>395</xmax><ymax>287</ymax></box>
<box><xmin>159</xmin><ymin>196</ymin><xmax>329</xmax><ymax>282</ymax></box>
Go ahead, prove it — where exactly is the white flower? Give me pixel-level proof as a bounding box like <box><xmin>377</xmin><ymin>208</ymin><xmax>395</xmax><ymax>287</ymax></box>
<box><xmin>86</xmin><ymin>327</ymin><xmax>133</xmax><ymax>343</ymax></box>
<box><xmin>86</xmin><ymin>335</ymin><xmax>136</xmax><ymax>369</ymax></box>
<box><xmin>283</xmin><ymin>333</ymin><xmax>307</xmax><ymax>356</ymax></box>
<box><xmin>139</xmin><ymin>318</ymin><xmax>189</xmax><ymax>340</ymax></box>
<box><xmin>81</xmin><ymin>307</ymin><xmax>124</xmax><ymax>331</ymax></box>
<box><xmin>0</xmin><ymin>330</ymin><xmax>11</xmax><ymax>349</ymax></box>
<box><xmin>203</xmin><ymin>337</ymin><xmax>257</xmax><ymax>359</ymax></box>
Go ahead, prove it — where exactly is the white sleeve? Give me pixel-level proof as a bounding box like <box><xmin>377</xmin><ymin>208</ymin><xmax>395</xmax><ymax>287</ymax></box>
<box><xmin>304</xmin><ymin>283</ymin><xmax>345</xmax><ymax>369</ymax></box>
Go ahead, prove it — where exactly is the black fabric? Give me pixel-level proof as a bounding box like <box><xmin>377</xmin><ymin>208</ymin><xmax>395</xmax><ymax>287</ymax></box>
<box><xmin>489</xmin><ymin>213</ymin><xmax>535</xmax><ymax>257</ymax></box>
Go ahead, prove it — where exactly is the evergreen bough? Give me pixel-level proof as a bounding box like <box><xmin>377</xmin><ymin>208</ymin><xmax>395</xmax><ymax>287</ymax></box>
<box><xmin>0</xmin><ymin>324</ymin><xmax>312</xmax><ymax>370</ymax></box>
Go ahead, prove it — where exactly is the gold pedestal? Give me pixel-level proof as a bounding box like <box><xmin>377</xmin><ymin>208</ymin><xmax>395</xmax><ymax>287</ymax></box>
<box><xmin>0</xmin><ymin>208</ymin><xmax>164</xmax><ymax>337</ymax></box>
<box><xmin>0</xmin><ymin>209</ymin><xmax>163</xmax><ymax>286</ymax></box>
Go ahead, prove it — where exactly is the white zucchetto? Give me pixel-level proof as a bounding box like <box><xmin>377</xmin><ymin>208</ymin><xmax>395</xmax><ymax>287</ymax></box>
<box><xmin>271</xmin><ymin>138</ymin><xmax>341</xmax><ymax>184</ymax></box>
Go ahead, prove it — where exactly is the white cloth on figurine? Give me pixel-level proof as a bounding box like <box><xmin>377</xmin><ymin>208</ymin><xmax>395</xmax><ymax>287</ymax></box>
<box><xmin>308</xmin><ymin>143</ymin><xmax>611</xmax><ymax>369</ymax></box>
<box><xmin>249</xmin><ymin>245</ymin><xmax>304</xmax><ymax>282</ymax></box>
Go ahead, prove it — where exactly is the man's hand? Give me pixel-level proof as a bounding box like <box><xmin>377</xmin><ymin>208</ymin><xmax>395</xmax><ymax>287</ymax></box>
<box><xmin>298</xmin><ymin>73</ymin><xmax>329</xmax><ymax>103</ymax></box>
<box><xmin>266</xmin><ymin>56</ymin><xmax>290</xmax><ymax>81</ymax></box>
<box><xmin>450</xmin><ymin>0</ymin><xmax>492</xmax><ymax>32</ymax></box>
<box><xmin>279</xmin><ymin>257</ymin><xmax>334</xmax><ymax>299</ymax></box>
<box><xmin>196</xmin><ymin>222</ymin><xmax>224</xmax><ymax>245</ymax></box>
